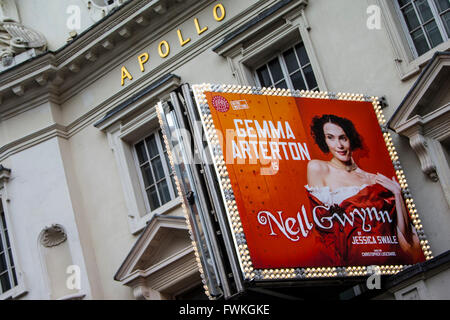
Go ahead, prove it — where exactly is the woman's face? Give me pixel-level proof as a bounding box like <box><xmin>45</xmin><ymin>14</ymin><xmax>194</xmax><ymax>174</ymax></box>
<box><xmin>323</xmin><ymin>122</ymin><xmax>351</xmax><ymax>162</ymax></box>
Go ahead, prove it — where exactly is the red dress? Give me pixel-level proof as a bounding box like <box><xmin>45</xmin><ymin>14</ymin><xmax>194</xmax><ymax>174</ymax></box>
<box><xmin>306</xmin><ymin>183</ymin><xmax>424</xmax><ymax>267</ymax></box>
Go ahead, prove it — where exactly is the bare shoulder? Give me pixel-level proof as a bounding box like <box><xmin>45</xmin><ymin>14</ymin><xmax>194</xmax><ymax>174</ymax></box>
<box><xmin>358</xmin><ymin>169</ymin><xmax>377</xmax><ymax>185</ymax></box>
<box><xmin>307</xmin><ymin>160</ymin><xmax>329</xmax><ymax>187</ymax></box>
<box><xmin>307</xmin><ymin>159</ymin><xmax>329</xmax><ymax>174</ymax></box>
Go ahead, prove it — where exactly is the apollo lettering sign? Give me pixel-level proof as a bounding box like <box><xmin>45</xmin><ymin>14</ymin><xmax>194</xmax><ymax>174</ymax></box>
<box><xmin>191</xmin><ymin>83</ymin><xmax>431</xmax><ymax>282</ymax></box>
<box><xmin>120</xmin><ymin>3</ymin><xmax>226</xmax><ymax>86</ymax></box>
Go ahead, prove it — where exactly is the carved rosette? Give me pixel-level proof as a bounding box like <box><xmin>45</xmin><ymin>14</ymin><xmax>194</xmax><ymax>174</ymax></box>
<box><xmin>40</xmin><ymin>224</ymin><xmax>67</xmax><ymax>248</ymax></box>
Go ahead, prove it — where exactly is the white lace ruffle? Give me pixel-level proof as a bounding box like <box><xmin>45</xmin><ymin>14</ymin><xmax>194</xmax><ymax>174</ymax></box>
<box><xmin>305</xmin><ymin>184</ymin><xmax>369</xmax><ymax>206</ymax></box>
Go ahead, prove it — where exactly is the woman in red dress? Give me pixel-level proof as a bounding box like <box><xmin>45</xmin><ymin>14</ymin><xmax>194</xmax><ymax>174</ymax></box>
<box><xmin>305</xmin><ymin>114</ymin><xmax>424</xmax><ymax>267</ymax></box>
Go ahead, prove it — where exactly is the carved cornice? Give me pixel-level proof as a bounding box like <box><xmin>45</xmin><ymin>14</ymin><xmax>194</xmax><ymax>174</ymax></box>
<box><xmin>389</xmin><ymin>52</ymin><xmax>450</xmax><ymax>130</ymax></box>
<box><xmin>0</xmin><ymin>0</ymin><xmax>207</xmax><ymax>111</ymax></box>
<box><xmin>114</xmin><ymin>215</ymin><xmax>188</xmax><ymax>282</ymax></box>
<box><xmin>389</xmin><ymin>52</ymin><xmax>450</xmax><ymax>182</ymax></box>
<box><xmin>213</xmin><ymin>0</ymin><xmax>308</xmax><ymax>56</ymax></box>
<box><xmin>0</xmin><ymin>123</ymin><xmax>68</xmax><ymax>162</ymax></box>
<box><xmin>127</xmin><ymin>248</ymin><xmax>198</xmax><ymax>299</ymax></box>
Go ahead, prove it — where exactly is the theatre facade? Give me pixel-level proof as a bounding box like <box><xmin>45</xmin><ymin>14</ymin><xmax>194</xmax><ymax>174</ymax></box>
<box><xmin>0</xmin><ymin>0</ymin><xmax>449</xmax><ymax>300</ymax></box>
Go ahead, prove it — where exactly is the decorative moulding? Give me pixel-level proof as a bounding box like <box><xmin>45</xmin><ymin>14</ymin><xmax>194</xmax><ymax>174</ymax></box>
<box><xmin>0</xmin><ymin>0</ymin><xmax>208</xmax><ymax>111</ymax></box>
<box><xmin>212</xmin><ymin>0</ymin><xmax>308</xmax><ymax>56</ymax></box>
<box><xmin>114</xmin><ymin>215</ymin><xmax>189</xmax><ymax>282</ymax></box>
<box><xmin>0</xmin><ymin>21</ymin><xmax>47</xmax><ymax>69</ymax></box>
<box><xmin>408</xmin><ymin>129</ymin><xmax>438</xmax><ymax>182</ymax></box>
<box><xmin>40</xmin><ymin>224</ymin><xmax>67</xmax><ymax>248</ymax></box>
<box><xmin>389</xmin><ymin>52</ymin><xmax>450</xmax><ymax>182</ymax></box>
<box><xmin>0</xmin><ymin>165</ymin><xmax>11</xmax><ymax>184</ymax></box>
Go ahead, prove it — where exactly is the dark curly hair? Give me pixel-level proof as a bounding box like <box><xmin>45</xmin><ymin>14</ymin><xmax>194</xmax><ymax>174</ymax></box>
<box><xmin>310</xmin><ymin>114</ymin><xmax>363</xmax><ymax>153</ymax></box>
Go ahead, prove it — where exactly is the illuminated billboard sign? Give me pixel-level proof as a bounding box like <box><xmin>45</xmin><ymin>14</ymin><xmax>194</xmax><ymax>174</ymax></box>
<box><xmin>192</xmin><ymin>84</ymin><xmax>431</xmax><ymax>281</ymax></box>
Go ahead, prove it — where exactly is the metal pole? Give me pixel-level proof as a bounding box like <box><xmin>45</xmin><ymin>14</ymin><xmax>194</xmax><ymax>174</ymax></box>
<box><xmin>169</xmin><ymin>91</ymin><xmax>232</xmax><ymax>297</ymax></box>
<box><xmin>181</xmin><ymin>84</ymin><xmax>245</xmax><ymax>294</ymax></box>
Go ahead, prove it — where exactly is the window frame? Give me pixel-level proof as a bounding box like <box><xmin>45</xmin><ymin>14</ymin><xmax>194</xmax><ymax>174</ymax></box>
<box><xmin>374</xmin><ymin>0</ymin><xmax>450</xmax><ymax>80</ymax></box>
<box><xmin>0</xmin><ymin>191</ymin><xmax>26</xmax><ymax>300</ymax></box>
<box><xmin>106</xmin><ymin>109</ymin><xmax>182</xmax><ymax>235</ymax></box>
<box><xmin>394</xmin><ymin>0</ymin><xmax>449</xmax><ymax>58</ymax></box>
<box><xmin>133</xmin><ymin>129</ymin><xmax>177</xmax><ymax>215</ymax></box>
<box><xmin>213</xmin><ymin>1</ymin><xmax>328</xmax><ymax>92</ymax></box>
<box><xmin>253</xmin><ymin>42</ymin><xmax>319</xmax><ymax>92</ymax></box>
<box><xmin>0</xmin><ymin>206</ymin><xmax>17</xmax><ymax>297</ymax></box>
<box><xmin>95</xmin><ymin>74</ymin><xmax>183</xmax><ymax>234</ymax></box>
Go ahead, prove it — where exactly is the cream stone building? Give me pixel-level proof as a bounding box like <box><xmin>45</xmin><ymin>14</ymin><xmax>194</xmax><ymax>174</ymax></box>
<box><xmin>0</xmin><ymin>0</ymin><xmax>448</xmax><ymax>300</ymax></box>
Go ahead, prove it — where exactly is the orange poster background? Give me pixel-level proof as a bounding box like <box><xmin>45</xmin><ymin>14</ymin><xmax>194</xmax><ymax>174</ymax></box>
<box><xmin>296</xmin><ymin>98</ymin><xmax>396</xmax><ymax>179</ymax></box>
<box><xmin>204</xmin><ymin>92</ymin><xmax>422</xmax><ymax>269</ymax></box>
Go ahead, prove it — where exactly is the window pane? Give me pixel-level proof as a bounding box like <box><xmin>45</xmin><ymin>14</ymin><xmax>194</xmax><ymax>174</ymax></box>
<box><xmin>268</xmin><ymin>58</ymin><xmax>283</xmax><ymax>83</ymax></box>
<box><xmin>157</xmin><ymin>179</ymin><xmax>171</xmax><ymax>205</ymax></box>
<box><xmin>0</xmin><ymin>272</ymin><xmax>11</xmax><ymax>292</ymax></box>
<box><xmin>163</xmin><ymin>151</ymin><xmax>172</xmax><ymax>174</ymax></box>
<box><xmin>0</xmin><ymin>253</ymin><xmax>6</xmax><ymax>271</ymax></box>
<box><xmin>5</xmin><ymin>230</ymin><xmax>9</xmax><ymax>248</ymax></box>
<box><xmin>0</xmin><ymin>236</ymin><xmax>3</xmax><ymax>252</ymax></box>
<box><xmin>151</xmin><ymin>156</ymin><xmax>165</xmax><ymax>181</ymax></box>
<box><xmin>416</xmin><ymin>0</ymin><xmax>434</xmax><ymax>23</ymax></box>
<box><xmin>170</xmin><ymin>174</ymin><xmax>177</xmax><ymax>193</ymax></box>
<box><xmin>290</xmin><ymin>71</ymin><xmax>307</xmax><ymax>91</ymax></box>
<box><xmin>295</xmin><ymin>43</ymin><xmax>310</xmax><ymax>66</ymax></box>
<box><xmin>256</xmin><ymin>65</ymin><xmax>272</xmax><ymax>87</ymax></box>
<box><xmin>283</xmin><ymin>48</ymin><xmax>299</xmax><ymax>73</ymax></box>
<box><xmin>141</xmin><ymin>164</ymin><xmax>154</xmax><ymax>187</ymax></box>
<box><xmin>424</xmin><ymin>20</ymin><xmax>444</xmax><ymax>46</ymax></box>
<box><xmin>443</xmin><ymin>11</ymin><xmax>450</xmax><ymax>35</ymax></box>
<box><xmin>135</xmin><ymin>141</ymin><xmax>148</xmax><ymax>164</ymax></box>
<box><xmin>398</xmin><ymin>0</ymin><xmax>412</xmax><ymax>7</ymax></box>
<box><xmin>434</xmin><ymin>0</ymin><xmax>450</xmax><ymax>12</ymax></box>
<box><xmin>411</xmin><ymin>28</ymin><xmax>430</xmax><ymax>55</ymax></box>
<box><xmin>158</xmin><ymin>131</ymin><xmax>167</xmax><ymax>151</ymax></box>
<box><xmin>0</xmin><ymin>212</ymin><xmax>6</xmax><ymax>230</ymax></box>
<box><xmin>145</xmin><ymin>135</ymin><xmax>159</xmax><ymax>159</ymax></box>
<box><xmin>303</xmin><ymin>65</ymin><xmax>318</xmax><ymax>90</ymax></box>
<box><xmin>402</xmin><ymin>4</ymin><xmax>421</xmax><ymax>30</ymax></box>
<box><xmin>12</xmin><ymin>268</ymin><xmax>17</xmax><ymax>286</ymax></box>
<box><xmin>274</xmin><ymin>80</ymin><xmax>288</xmax><ymax>89</ymax></box>
<box><xmin>7</xmin><ymin>249</ymin><xmax>14</xmax><ymax>269</ymax></box>
<box><xmin>147</xmin><ymin>186</ymin><xmax>160</xmax><ymax>211</ymax></box>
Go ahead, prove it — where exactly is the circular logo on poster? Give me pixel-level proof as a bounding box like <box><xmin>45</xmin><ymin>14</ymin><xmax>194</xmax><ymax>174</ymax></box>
<box><xmin>212</xmin><ymin>95</ymin><xmax>230</xmax><ymax>113</ymax></box>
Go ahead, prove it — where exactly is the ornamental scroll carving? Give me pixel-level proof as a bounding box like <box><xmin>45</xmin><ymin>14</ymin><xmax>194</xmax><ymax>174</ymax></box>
<box><xmin>409</xmin><ymin>132</ymin><xmax>439</xmax><ymax>182</ymax></box>
<box><xmin>40</xmin><ymin>224</ymin><xmax>67</xmax><ymax>248</ymax></box>
<box><xmin>0</xmin><ymin>0</ymin><xmax>47</xmax><ymax>66</ymax></box>
<box><xmin>83</xmin><ymin>0</ymin><xmax>128</xmax><ymax>22</ymax></box>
